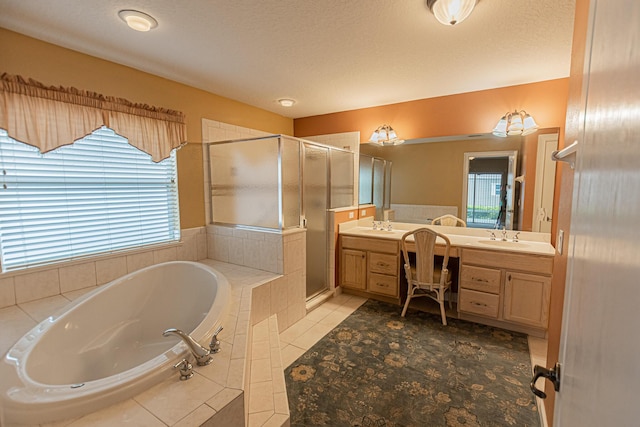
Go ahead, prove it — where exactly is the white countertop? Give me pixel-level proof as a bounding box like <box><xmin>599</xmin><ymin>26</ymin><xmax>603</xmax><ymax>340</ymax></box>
<box><xmin>339</xmin><ymin>220</ymin><xmax>556</xmax><ymax>257</ymax></box>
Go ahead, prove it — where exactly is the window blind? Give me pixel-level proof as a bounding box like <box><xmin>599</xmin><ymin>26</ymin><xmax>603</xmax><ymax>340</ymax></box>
<box><xmin>0</xmin><ymin>127</ymin><xmax>180</xmax><ymax>272</ymax></box>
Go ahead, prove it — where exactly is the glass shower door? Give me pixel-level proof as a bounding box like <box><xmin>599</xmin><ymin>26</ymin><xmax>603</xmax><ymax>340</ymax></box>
<box><xmin>303</xmin><ymin>143</ymin><xmax>329</xmax><ymax>299</ymax></box>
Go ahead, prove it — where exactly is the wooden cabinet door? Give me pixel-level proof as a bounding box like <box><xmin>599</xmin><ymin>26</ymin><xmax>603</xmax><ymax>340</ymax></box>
<box><xmin>340</xmin><ymin>249</ymin><xmax>367</xmax><ymax>290</ymax></box>
<box><xmin>503</xmin><ymin>271</ymin><xmax>551</xmax><ymax>328</ymax></box>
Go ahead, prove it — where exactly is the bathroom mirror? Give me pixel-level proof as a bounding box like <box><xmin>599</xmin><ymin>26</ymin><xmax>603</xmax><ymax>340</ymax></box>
<box><xmin>359</xmin><ymin>132</ymin><xmax>558</xmax><ymax>232</ymax></box>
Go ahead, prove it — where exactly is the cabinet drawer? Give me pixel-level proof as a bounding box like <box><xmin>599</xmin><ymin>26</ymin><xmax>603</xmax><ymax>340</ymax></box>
<box><xmin>460</xmin><ymin>265</ymin><xmax>501</xmax><ymax>294</ymax></box>
<box><xmin>459</xmin><ymin>289</ymin><xmax>500</xmax><ymax>318</ymax></box>
<box><xmin>368</xmin><ymin>273</ymin><xmax>398</xmax><ymax>297</ymax></box>
<box><xmin>462</xmin><ymin>248</ymin><xmax>553</xmax><ymax>275</ymax></box>
<box><xmin>369</xmin><ymin>252</ymin><xmax>398</xmax><ymax>275</ymax></box>
<box><xmin>340</xmin><ymin>236</ymin><xmax>398</xmax><ymax>254</ymax></box>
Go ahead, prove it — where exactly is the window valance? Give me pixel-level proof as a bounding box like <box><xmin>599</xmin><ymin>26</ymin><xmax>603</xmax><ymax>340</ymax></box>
<box><xmin>0</xmin><ymin>73</ymin><xmax>186</xmax><ymax>162</ymax></box>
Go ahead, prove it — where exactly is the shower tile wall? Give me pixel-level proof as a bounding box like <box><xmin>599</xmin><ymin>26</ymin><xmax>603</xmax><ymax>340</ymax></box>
<box><xmin>0</xmin><ymin>226</ymin><xmax>208</xmax><ymax>308</ymax></box>
<box><xmin>207</xmin><ymin>225</ymin><xmax>283</xmax><ymax>274</ymax></box>
<box><xmin>207</xmin><ymin>225</ymin><xmax>307</xmax><ymax>333</ymax></box>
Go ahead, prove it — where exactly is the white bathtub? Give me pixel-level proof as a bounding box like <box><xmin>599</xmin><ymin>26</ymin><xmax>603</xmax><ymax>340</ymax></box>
<box><xmin>0</xmin><ymin>261</ymin><xmax>230</xmax><ymax>425</ymax></box>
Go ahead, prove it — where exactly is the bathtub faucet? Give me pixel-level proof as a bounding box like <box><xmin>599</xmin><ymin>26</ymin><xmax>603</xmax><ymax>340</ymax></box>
<box><xmin>163</xmin><ymin>328</ymin><xmax>213</xmax><ymax>366</ymax></box>
<box><xmin>209</xmin><ymin>325</ymin><xmax>223</xmax><ymax>354</ymax></box>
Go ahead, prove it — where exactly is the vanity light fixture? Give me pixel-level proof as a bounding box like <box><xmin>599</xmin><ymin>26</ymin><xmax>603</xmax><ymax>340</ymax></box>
<box><xmin>426</xmin><ymin>0</ymin><xmax>478</xmax><ymax>26</ymax></box>
<box><xmin>368</xmin><ymin>124</ymin><xmax>405</xmax><ymax>146</ymax></box>
<box><xmin>118</xmin><ymin>10</ymin><xmax>158</xmax><ymax>32</ymax></box>
<box><xmin>277</xmin><ymin>98</ymin><xmax>296</xmax><ymax>107</ymax></box>
<box><xmin>492</xmin><ymin>110</ymin><xmax>539</xmax><ymax>137</ymax></box>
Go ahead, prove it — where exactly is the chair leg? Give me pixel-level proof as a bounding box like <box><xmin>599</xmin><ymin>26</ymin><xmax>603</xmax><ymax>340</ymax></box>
<box><xmin>401</xmin><ymin>292</ymin><xmax>412</xmax><ymax>317</ymax></box>
<box><xmin>438</xmin><ymin>288</ymin><xmax>448</xmax><ymax>326</ymax></box>
<box><xmin>439</xmin><ymin>301</ymin><xmax>447</xmax><ymax>326</ymax></box>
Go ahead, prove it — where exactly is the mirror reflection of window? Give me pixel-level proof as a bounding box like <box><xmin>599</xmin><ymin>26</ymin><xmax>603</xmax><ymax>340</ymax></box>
<box><xmin>467</xmin><ymin>171</ymin><xmax>504</xmax><ymax>227</ymax></box>
<box><xmin>463</xmin><ymin>151</ymin><xmax>518</xmax><ymax>230</ymax></box>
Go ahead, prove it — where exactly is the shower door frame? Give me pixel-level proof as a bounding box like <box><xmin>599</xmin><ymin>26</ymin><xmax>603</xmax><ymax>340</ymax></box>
<box><xmin>299</xmin><ymin>139</ymin><xmax>355</xmax><ymax>301</ymax></box>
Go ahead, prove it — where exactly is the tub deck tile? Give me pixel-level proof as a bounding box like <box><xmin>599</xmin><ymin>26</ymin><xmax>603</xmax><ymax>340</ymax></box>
<box><xmin>134</xmin><ymin>372</ymin><xmax>224</xmax><ymax>426</ymax></box>
<box><xmin>2</xmin><ymin>259</ymin><xmax>290</xmax><ymax>427</ymax></box>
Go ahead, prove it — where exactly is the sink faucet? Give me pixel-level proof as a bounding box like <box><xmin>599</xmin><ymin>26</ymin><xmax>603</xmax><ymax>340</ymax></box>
<box><xmin>163</xmin><ymin>328</ymin><xmax>214</xmax><ymax>366</ymax></box>
<box><xmin>501</xmin><ymin>227</ymin><xmax>508</xmax><ymax>241</ymax></box>
<box><xmin>512</xmin><ymin>232</ymin><xmax>521</xmax><ymax>242</ymax></box>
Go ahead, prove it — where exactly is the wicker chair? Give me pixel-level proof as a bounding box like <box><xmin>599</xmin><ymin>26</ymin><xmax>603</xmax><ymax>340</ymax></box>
<box><xmin>431</xmin><ymin>214</ymin><xmax>466</xmax><ymax>227</ymax></box>
<box><xmin>400</xmin><ymin>228</ymin><xmax>452</xmax><ymax>325</ymax></box>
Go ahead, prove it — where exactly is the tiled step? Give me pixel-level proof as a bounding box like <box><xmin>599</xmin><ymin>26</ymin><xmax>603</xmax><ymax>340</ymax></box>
<box><xmin>248</xmin><ymin>315</ymin><xmax>290</xmax><ymax>427</ymax></box>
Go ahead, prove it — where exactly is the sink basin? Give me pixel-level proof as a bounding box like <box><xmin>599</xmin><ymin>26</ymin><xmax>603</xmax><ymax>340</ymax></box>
<box><xmin>478</xmin><ymin>239</ymin><xmax>529</xmax><ymax>248</ymax></box>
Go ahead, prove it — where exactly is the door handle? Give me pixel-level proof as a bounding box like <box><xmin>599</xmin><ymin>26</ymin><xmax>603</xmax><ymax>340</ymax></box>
<box><xmin>530</xmin><ymin>363</ymin><xmax>561</xmax><ymax>399</ymax></box>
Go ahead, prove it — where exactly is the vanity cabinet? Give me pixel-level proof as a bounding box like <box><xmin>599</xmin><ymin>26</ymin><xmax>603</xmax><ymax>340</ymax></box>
<box><xmin>339</xmin><ymin>235</ymin><xmax>402</xmax><ymax>304</ymax></box>
<box><xmin>459</xmin><ymin>248</ymin><xmax>553</xmax><ymax>336</ymax></box>
<box><xmin>340</xmin><ymin>248</ymin><xmax>367</xmax><ymax>290</ymax></box>
<box><xmin>503</xmin><ymin>271</ymin><xmax>551</xmax><ymax>328</ymax></box>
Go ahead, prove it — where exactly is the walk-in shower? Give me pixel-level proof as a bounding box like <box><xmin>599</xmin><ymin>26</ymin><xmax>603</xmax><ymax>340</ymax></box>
<box><xmin>206</xmin><ymin>135</ymin><xmax>354</xmax><ymax>300</ymax></box>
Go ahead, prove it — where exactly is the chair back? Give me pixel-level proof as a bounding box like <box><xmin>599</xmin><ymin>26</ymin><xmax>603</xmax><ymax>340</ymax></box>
<box><xmin>431</xmin><ymin>214</ymin><xmax>466</xmax><ymax>227</ymax></box>
<box><xmin>401</xmin><ymin>228</ymin><xmax>451</xmax><ymax>284</ymax></box>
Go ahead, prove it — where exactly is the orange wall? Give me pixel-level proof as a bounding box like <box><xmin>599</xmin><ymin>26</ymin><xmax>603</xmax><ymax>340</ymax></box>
<box><xmin>294</xmin><ymin>79</ymin><xmax>569</xmax><ymax>143</ymax></box>
<box><xmin>0</xmin><ymin>28</ymin><xmax>294</xmax><ymax>229</ymax></box>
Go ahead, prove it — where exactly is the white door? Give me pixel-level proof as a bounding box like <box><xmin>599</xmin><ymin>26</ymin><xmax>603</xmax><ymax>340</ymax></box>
<box><xmin>534</xmin><ymin>1</ymin><xmax>640</xmax><ymax>425</ymax></box>
<box><xmin>532</xmin><ymin>134</ymin><xmax>558</xmax><ymax>233</ymax></box>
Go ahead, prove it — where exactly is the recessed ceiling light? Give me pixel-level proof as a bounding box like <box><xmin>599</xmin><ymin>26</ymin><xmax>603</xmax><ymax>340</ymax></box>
<box><xmin>118</xmin><ymin>10</ymin><xmax>158</xmax><ymax>32</ymax></box>
<box><xmin>278</xmin><ymin>99</ymin><xmax>296</xmax><ymax>107</ymax></box>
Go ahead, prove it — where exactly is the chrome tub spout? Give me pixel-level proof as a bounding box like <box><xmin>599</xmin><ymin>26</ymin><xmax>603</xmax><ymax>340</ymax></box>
<box><xmin>162</xmin><ymin>328</ymin><xmax>212</xmax><ymax>366</ymax></box>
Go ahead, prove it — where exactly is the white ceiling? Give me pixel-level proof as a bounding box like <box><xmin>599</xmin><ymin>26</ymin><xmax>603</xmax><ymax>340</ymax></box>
<box><xmin>0</xmin><ymin>0</ymin><xmax>576</xmax><ymax>119</ymax></box>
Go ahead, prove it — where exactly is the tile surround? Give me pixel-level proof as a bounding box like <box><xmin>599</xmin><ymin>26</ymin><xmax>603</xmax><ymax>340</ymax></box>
<box><xmin>1</xmin><ymin>259</ymin><xmax>286</xmax><ymax>426</ymax></box>
<box><xmin>14</xmin><ymin>269</ymin><xmax>61</xmax><ymax>304</ymax></box>
<box><xmin>0</xmin><ymin>227</ymin><xmax>206</xmax><ymax>308</ymax></box>
<box><xmin>0</xmin><ymin>276</ymin><xmax>16</xmax><ymax>307</ymax></box>
<box><xmin>207</xmin><ymin>225</ymin><xmax>306</xmax><ymax>332</ymax></box>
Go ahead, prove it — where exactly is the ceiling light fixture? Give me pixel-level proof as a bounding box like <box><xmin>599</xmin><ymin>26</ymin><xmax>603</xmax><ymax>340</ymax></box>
<box><xmin>492</xmin><ymin>110</ymin><xmax>539</xmax><ymax>137</ymax></box>
<box><xmin>118</xmin><ymin>10</ymin><xmax>158</xmax><ymax>32</ymax></box>
<box><xmin>278</xmin><ymin>98</ymin><xmax>296</xmax><ymax>107</ymax></box>
<box><xmin>368</xmin><ymin>125</ymin><xmax>405</xmax><ymax>146</ymax></box>
<box><xmin>426</xmin><ymin>0</ymin><xmax>478</xmax><ymax>26</ymax></box>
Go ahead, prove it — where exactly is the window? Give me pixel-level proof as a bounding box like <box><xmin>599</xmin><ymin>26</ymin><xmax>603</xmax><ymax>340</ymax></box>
<box><xmin>0</xmin><ymin>127</ymin><xmax>180</xmax><ymax>272</ymax></box>
<box><xmin>467</xmin><ymin>173</ymin><xmax>502</xmax><ymax>226</ymax></box>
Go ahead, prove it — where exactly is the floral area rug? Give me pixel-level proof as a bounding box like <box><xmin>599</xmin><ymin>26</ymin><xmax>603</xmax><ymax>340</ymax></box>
<box><xmin>284</xmin><ymin>299</ymin><xmax>540</xmax><ymax>427</ymax></box>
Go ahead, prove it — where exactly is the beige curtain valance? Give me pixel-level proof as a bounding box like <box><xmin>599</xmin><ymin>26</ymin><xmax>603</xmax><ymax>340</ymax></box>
<box><xmin>0</xmin><ymin>73</ymin><xmax>186</xmax><ymax>162</ymax></box>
